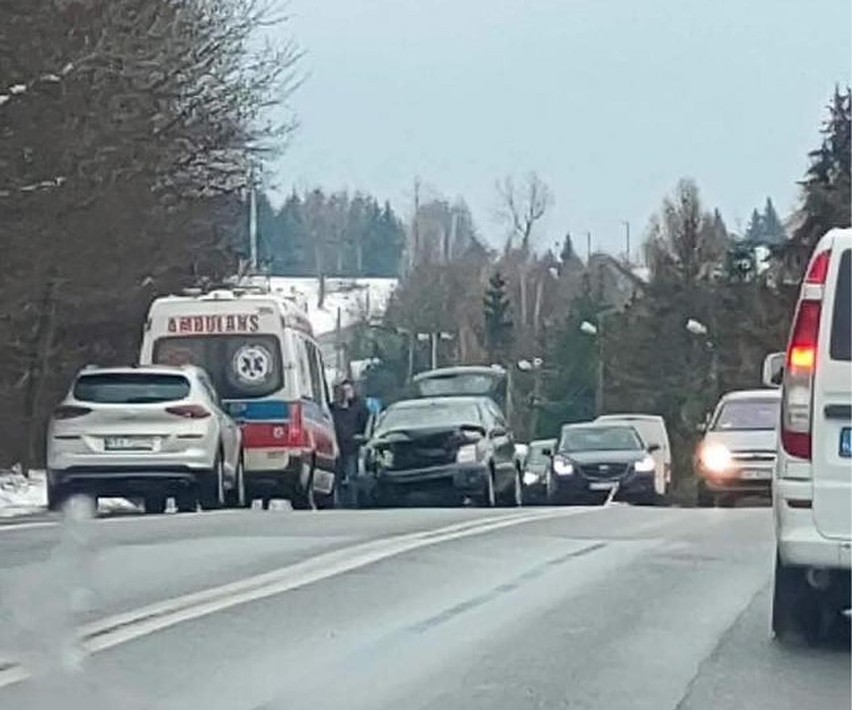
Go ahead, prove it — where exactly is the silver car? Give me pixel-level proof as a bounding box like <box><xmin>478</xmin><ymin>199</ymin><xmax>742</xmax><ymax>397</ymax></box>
<box><xmin>47</xmin><ymin>365</ymin><xmax>244</xmax><ymax>514</ymax></box>
<box><xmin>695</xmin><ymin>388</ymin><xmax>781</xmax><ymax>507</ymax></box>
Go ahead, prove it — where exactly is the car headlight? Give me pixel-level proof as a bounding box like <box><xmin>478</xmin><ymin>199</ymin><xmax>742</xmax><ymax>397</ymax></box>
<box><xmin>522</xmin><ymin>471</ymin><xmax>541</xmax><ymax>486</ymax></box>
<box><xmin>552</xmin><ymin>456</ymin><xmax>574</xmax><ymax>476</ymax></box>
<box><xmin>700</xmin><ymin>443</ymin><xmax>732</xmax><ymax>473</ymax></box>
<box><xmin>456</xmin><ymin>444</ymin><xmax>479</xmax><ymax>464</ymax></box>
<box><xmin>634</xmin><ymin>455</ymin><xmax>656</xmax><ymax>473</ymax></box>
<box><xmin>376</xmin><ymin>449</ymin><xmax>393</xmax><ymax>468</ymax></box>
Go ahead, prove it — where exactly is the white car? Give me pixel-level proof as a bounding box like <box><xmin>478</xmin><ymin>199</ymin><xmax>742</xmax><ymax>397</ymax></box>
<box><xmin>770</xmin><ymin>227</ymin><xmax>851</xmax><ymax>644</ymax></box>
<box><xmin>47</xmin><ymin>365</ymin><xmax>244</xmax><ymax>514</ymax></box>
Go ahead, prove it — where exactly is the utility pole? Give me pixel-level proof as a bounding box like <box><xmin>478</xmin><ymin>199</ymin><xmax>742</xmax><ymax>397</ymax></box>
<box><xmin>622</xmin><ymin>220</ymin><xmax>631</xmax><ymax>263</ymax></box>
<box><xmin>430</xmin><ymin>332</ymin><xmax>438</xmax><ymax>370</ymax></box>
<box><xmin>586</xmin><ymin>231</ymin><xmax>592</xmax><ymax>263</ymax></box>
<box><xmin>248</xmin><ymin>178</ymin><xmax>258</xmax><ymax>273</ymax></box>
<box><xmin>410</xmin><ymin>177</ymin><xmax>421</xmax><ymax>271</ymax></box>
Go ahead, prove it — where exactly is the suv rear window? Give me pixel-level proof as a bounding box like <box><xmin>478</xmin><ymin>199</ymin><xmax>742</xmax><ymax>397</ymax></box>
<box><xmin>829</xmin><ymin>249</ymin><xmax>851</xmax><ymax>361</ymax></box>
<box><xmin>74</xmin><ymin>373</ymin><xmax>190</xmax><ymax>403</ymax></box>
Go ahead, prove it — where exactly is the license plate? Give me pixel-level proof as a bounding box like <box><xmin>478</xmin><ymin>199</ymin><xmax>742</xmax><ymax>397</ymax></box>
<box><xmin>841</xmin><ymin>428</ymin><xmax>852</xmax><ymax>458</ymax></box>
<box><xmin>104</xmin><ymin>437</ymin><xmax>153</xmax><ymax>451</ymax></box>
<box><xmin>589</xmin><ymin>481</ymin><xmax>618</xmax><ymax>491</ymax></box>
<box><xmin>740</xmin><ymin>469</ymin><xmax>771</xmax><ymax>480</ymax></box>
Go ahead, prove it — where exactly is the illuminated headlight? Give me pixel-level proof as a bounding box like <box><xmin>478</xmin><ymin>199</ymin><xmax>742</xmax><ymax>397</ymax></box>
<box><xmin>552</xmin><ymin>457</ymin><xmax>574</xmax><ymax>476</ymax></box>
<box><xmin>634</xmin><ymin>455</ymin><xmax>656</xmax><ymax>473</ymax></box>
<box><xmin>700</xmin><ymin>443</ymin><xmax>732</xmax><ymax>473</ymax></box>
<box><xmin>523</xmin><ymin>471</ymin><xmax>540</xmax><ymax>486</ymax></box>
<box><xmin>456</xmin><ymin>444</ymin><xmax>479</xmax><ymax>464</ymax></box>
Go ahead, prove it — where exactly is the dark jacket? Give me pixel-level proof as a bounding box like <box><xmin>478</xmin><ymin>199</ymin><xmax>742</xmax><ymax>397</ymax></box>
<box><xmin>331</xmin><ymin>397</ymin><xmax>370</xmax><ymax>455</ymax></box>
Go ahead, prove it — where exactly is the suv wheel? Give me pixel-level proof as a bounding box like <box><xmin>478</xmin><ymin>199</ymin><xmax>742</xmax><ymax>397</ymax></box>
<box><xmin>199</xmin><ymin>451</ymin><xmax>225</xmax><ymax>510</ymax></box>
<box><xmin>224</xmin><ymin>453</ymin><xmax>247</xmax><ymax>508</ymax></box>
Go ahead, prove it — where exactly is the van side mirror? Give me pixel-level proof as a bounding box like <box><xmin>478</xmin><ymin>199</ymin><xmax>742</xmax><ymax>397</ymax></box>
<box><xmin>647</xmin><ymin>443</ymin><xmax>661</xmax><ymax>453</ymax></box>
<box><xmin>762</xmin><ymin>352</ymin><xmax>785</xmax><ymax>388</ymax></box>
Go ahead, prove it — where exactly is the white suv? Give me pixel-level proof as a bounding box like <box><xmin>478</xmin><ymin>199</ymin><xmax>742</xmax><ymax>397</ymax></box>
<box><xmin>47</xmin><ymin>365</ymin><xmax>244</xmax><ymax>514</ymax></box>
<box><xmin>770</xmin><ymin>227</ymin><xmax>852</xmax><ymax>644</ymax></box>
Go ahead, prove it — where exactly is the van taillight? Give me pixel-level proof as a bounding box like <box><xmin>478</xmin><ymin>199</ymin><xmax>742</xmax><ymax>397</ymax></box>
<box><xmin>53</xmin><ymin>405</ymin><xmax>92</xmax><ymax>420</ymax></box>
<box><xmin>781</xmin><ymin>299</ymin><xmax>821</xmax><ymax>460</ymax></box>
<box><xmin>286</xmin><ymin>402</ymin><xmax>307</xmax><ymax>447</ymax></box>
<box><xmin>805</xmin><ymin>250</ymin><xmax>831</xmax><ymax>285</ymax></box>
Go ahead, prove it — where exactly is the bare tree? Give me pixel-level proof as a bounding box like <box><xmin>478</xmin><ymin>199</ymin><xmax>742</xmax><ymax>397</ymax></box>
<box><xmin>496</xmin><ymin>173</ymin><xmax>552</xmax><ymax>254</ymax></box>
<box><xmin>495</xmin><ymin>173</ymin><xmax>553</xmax><ymax>328</ymax></box>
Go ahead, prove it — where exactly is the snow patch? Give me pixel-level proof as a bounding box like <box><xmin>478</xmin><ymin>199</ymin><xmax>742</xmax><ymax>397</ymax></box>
<box><xmin>0</xmin><ymin>469</ymin><xmax>139</xmax><ymax>517</ymax></box>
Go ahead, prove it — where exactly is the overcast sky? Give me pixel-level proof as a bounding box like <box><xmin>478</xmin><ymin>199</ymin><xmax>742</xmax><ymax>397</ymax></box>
<box><xmin>269</xmin><ymin>0</ymin><xmax>851</xmax><ymax>255</ymax></box>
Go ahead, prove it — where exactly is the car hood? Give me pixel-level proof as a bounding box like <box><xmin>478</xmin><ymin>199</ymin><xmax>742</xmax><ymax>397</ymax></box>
<box><xmin>557</xmin><ymin>449</ymin><xmax>646</xmax><ymax>465</ymax></box>
<box><xmin>702</xmin><ymin>428</ymin><xmax>777</xmax><ymax>453</ymax></box>
<box><xmin>370</xmin><ymin>424</ymin><xmax>484</xmax><ymax>447</ymax></box>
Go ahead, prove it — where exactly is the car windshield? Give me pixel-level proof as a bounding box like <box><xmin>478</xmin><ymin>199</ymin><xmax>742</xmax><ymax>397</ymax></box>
<box><xmin>712</xmin><ymin>399</ymin><xmax>780</xmax><ymax>431</ymax></box>
<box><xmin>559</xmin><ymin>426</ymin><xmax>643</xmax><ymax>452</ymax></box>
<box><xmin>374</xmin><ymin>401</ymin><xmax>482</xmax><ymax>434</ymax></box>
<box><xmin>73</xmin><ymin>373</ymin><xmax>190</xmax><ymax>404</ymax></box>
<box><xmin>153</xmin><ymin>335</ymin><xmax>283</xmax><ymax>400</ymax></box>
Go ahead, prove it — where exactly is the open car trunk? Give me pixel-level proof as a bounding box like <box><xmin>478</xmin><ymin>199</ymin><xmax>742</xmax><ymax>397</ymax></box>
<box><xmin>410</xmin><ymin>366</ymin><xmax>508</xmax><ymax>414</ymax></box>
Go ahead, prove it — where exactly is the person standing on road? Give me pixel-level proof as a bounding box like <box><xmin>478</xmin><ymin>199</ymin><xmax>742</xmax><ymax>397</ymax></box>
<box><xmin>330</xmin><ymin>379</ymin><xmax>370</xmax><ymax>508</ymax></box>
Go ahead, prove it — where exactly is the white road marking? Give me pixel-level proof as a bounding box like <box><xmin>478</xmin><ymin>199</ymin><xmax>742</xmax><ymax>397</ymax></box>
<box><xmin>0</xmin><ymin>506</ymin><xmax>606</xmax><ymax>689</ymax></box>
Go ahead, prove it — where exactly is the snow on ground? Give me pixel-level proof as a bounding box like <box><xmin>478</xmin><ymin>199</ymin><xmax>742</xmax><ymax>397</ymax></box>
<box><xmin>259</xmin><ymin>276</ymin><xmax>398</xmax><ymax>336</ymax></box>
<box><xmin>0</xmin><ymin>469</ymin><xmax>138</xmax><ymax>518</ymax></box>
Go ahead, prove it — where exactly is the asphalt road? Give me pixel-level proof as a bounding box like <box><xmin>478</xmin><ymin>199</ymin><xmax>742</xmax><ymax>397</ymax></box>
<box><xmin>0</xmin><ymin>503</ymin><xmax>847</xmax><ymax>710</ymax></box>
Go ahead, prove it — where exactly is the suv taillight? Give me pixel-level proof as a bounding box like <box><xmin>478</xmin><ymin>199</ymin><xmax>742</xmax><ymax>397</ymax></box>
<box><xmin>53</xmin><ymin>405</ymin><xmax>92</xmax><ymax>420</ymax></box>
<box><xmin>166</xmin><ymin>404</ymin><xmax>211</xmax><ymax>419</ymax></box>
<box><xmin>286</xmin><ymin>402</ymin><xmax>307</xmax><ymax>447</ymax></box>
<box><xmin>781</xmin><ymin>299</ymin><xmax>821</xmax><ymax>460</ymax></box>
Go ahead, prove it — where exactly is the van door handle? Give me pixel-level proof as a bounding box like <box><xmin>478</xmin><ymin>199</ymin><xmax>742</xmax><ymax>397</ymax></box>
<box><xmin>824</xmin><ymin>404</ymin><xmax>852</xmax><ymax>421</ymax></box>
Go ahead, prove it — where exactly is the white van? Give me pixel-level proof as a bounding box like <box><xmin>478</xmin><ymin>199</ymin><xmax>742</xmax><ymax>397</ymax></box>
<box><xmin>139</xmin><ymin>288</ymin><xmax>339</xmax><ymax>509</ymax></box>
<box><xmin>768</xmin><ymin>227</ymin><xmax>851</xmax><ymax>643</ymax></box>
<box><xmin>595</xmin><ymin>414</ymin><xmax>672</xmax><ymax>496</ymax></box>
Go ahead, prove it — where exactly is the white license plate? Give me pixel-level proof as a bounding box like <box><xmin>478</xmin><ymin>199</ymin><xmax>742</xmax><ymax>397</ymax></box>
<box><xmin>104</xmin><ymin>437</ymin><xmax>154</xmax><ymax>451</ymax></box>
<box><xmin>589</xmin><ymin>481</ymin><xmax>618</xmax><ymax>491</ymax></box>
<box><xmin>740</xmin><ymin>469</ymin><xmax>770</xmax><ymax>480</ymax></box>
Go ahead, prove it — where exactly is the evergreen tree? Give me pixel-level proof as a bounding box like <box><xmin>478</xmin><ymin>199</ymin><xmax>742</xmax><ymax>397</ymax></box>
<box><xmin>787</xmin><ymin>86</ymin><xmax>851</xmax><ymax>276</ymax></box>
<box><xmin>483</xmin><ymin>271</ymin><xmax>514</xmax><ymax>363</ymax></box>
<box><xmin>761</xmin><ymin>197</ymin><xmax>785</xmax><ymax>245</ymax></box>
<box><xmin>743</xmin><ymin>208</ymin><xmax>764</xmax><ymax>243</ymax></box>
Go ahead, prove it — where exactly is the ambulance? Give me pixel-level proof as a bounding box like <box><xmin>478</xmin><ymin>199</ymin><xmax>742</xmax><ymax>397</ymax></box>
<box><xmin>139</xmin><ymin>287</ymin><xmax>338</xmax><ymax>509</ymax></box>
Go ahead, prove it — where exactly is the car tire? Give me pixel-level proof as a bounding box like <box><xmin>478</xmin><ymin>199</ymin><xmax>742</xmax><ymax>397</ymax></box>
<box><xmin>46</xmin><ymin>482</ymin><xmax>68</xmax><ymax>512</ymax></box>
<box><xmin>175</xmin><ymin>491</ymin><xmax>196</xmax><ymax>513</ymax></box>
<box><xmin>199</xmin><ymin>450</ymin><xmax>225</xmax><ymax>511</ymax></box>
<box><xmin>144</xmin><ymin>496</ymin><xmax>166</xmax><ymax>515</ymax></box>
<box><xmin>772</xmin><ymin>553</ymin><xmax>823</xmax><ymax>646</ymax></box>
<box><xmin>224</xmin><ymin>453</ymin><xmax>247</xmax><ymax>508</ymax></box>
<box><xmin>291</xmin><ymin>459</ymin><xmax>317</xmax><ymax>511</ymax></box>
<box><xmin>478</xmin><ymin>467</ymin><xmax>496</xmax><ymax>508</ymax></box>
<box><xmin>696</xmin><ymin>481</ymin><xmax>715</xmax><ymax>508</ymax></box>
<box><xmin>499</xmin><ymin>467</ymin><xmax>523</xmax><ymax>507</ymax></box>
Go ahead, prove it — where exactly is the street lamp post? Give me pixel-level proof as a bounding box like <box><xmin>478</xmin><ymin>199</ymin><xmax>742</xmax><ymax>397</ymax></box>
<box><xmin>580</xmin><ymin>306</ymin><xmax>620</xmax><ymax>416</ymax></box>
<box><xmin>685</xmin><ymin>318</ymin><xmax>718</xmax><ymax>395</ymax></box>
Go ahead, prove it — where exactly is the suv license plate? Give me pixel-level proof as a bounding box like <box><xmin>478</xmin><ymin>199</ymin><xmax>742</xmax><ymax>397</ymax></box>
<box><xmin>840</xmin><ymin>428</ymin><xmax>852</xmax><ymax>458</ymax></box>
<box><xmin>589</xmin><ymin>481</ymin><xmax>617</xmax><ymax>491</ymax></box>
<box><xmin>105</xmin><ymin>437</ymin><xmax>153</xmax><ymax>451</ymax></box>
<box><xmin>740</xmin><ymin>469</ymin><xmax>770</xmax><ymax>480</ymax></box>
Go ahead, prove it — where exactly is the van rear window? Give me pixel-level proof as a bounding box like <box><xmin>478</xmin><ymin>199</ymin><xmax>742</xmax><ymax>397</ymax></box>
<box><xmin>74</xmin><ymin>373</ymin><xmax>190</xmax><ymax>403</ymax></box>
<box><xmin>830</xmin><ymin>250</ymin><xmax>851</xmax><ymax>362</ymax></box>
<box><xmin>153</xmin><ymin>335</ymin><xmax>283</xmax><ymax>399</ymax></box>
